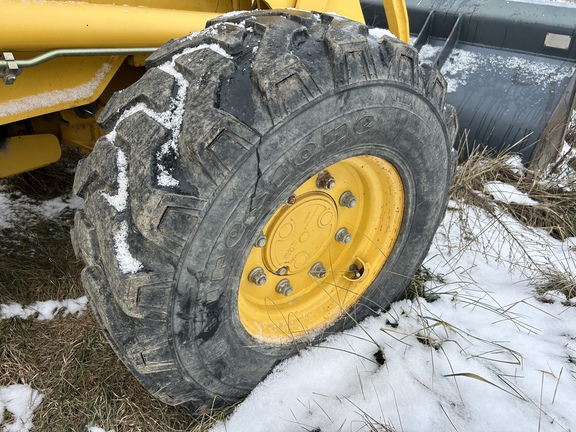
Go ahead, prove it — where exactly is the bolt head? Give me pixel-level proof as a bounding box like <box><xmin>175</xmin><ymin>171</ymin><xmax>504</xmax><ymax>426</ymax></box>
<box><xmin>339</xmin><ymin>191</ymin><xmax>357</xmax><ymax>208</ymax></box>
<box><xmin>349</xmin><ymin>264</ymin><xmax>362</xmax><ymax>279</ymax></box>
<box><xmin>335</xmin><ymin>228</ymin><xmax>352</xmax><ymax>244</ymax></box>
<box><xmin>316</xmin><ymin>171</ymin><xmax>336</xmax><ymax>190</ymax></box>
<box><xmin>276</xmin><ymin>279</ymin><xmax>293</xmax><ymax>296</ymax></box>
<box><xmin>255</xmin><ymin>235</ymin><xmax>267</xmax><ymax>248</ymax></box>
<box><xmin>286</xmin><ymin>195</ymin><xmax>296</xmax><ymax>206</ymax></box>
<box><xmin>249</xmin><ymin>267</ymin><xmax>267</xmax><ymax>286</ymax></box>
<box><xmin>310</xmin><ymin>262</ymin><xmax>327</xmax><ymax>278</ymax></box>
<box><xmin>276</xmin><ymin>266</ymin><xmax>288</xmax><ymax>276</ymax></box>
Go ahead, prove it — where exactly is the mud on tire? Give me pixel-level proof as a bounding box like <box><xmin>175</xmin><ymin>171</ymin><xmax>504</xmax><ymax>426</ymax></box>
<box><xmin>72</xmin><ymin>10</ymin><xmax>457</xmax><ymax>407</ymax></box>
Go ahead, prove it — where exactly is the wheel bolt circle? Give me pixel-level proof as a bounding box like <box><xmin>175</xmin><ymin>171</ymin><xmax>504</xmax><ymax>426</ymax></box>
<box><xmin>276</xmin><ymin>279</ymin><xmax>293</xmax><ymax>296</ymax></box>
<box><xmin>335</xmin><ymin>227</ymin><xmax>352</xmax><ymax>244</ymax></box>
<box><xmin>339</xmin><ymin>191</ymin><xmax>357</xmax><ymax>208</ymax></box>
<box><xmin>248</xmin><ymin>267</ymin><xmax>267</xmax><ymax>286</ymax></box>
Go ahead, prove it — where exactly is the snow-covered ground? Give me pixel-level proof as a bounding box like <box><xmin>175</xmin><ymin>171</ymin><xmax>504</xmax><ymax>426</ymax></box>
<box><xmin>0</xmin><ymin>385</ymin><xmax>43</xmax><ymax>432</ymax></box>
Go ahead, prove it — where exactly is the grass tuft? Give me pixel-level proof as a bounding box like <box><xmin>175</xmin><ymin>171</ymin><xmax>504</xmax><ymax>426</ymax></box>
<box><xmin>531</xmin><ymin>265</ymin><xmax>576</xmax><ymax>306</ymax></box>
<box><xmin>404</xmin><ymin>267</ymin><xmax>444</xmax><ymax>303</ymax></box>
<box><xmin>0</xmin><ymin>310</ymin><xmax>218</xmax><ymax>431</ymax></box>
<box><xmin>450</xmin><ymin>147</ymin><xmax>576</xmax><ymax>241</ymax></box>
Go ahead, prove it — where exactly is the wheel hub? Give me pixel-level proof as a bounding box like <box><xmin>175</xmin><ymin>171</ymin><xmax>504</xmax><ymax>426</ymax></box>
<box><xmin>238</xmin><ymin>155</ymin><xmax>404</xmax><ymax>343</ymax></box>
<box><xmin>263</xmin><ymin>193</ymin><xmax>337</xmax><ymax>275</ymax></box>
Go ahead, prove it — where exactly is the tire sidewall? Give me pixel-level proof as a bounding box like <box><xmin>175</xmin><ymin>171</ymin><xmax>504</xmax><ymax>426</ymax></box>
<box><xmin>172</xmin><ymin>82</ymin><xmax>451</xmax><ymax>394</ymax></box>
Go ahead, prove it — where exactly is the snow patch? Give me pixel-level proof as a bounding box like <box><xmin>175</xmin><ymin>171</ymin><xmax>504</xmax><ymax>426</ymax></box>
<box><xmin>505</xmin><ymin>154</ymin><xmax>525</xmax><ymax>175</ymax></box>
<box><xmin>86</xmin><ymin>426</ymin><xmax>115</xmax><ymax>432</ymax></box>
<box><xmin>484</xmin><ymin>181</ymin><xmax>539</xmax><ymax>205</ymax></box>
<box><xmin>440</xmin><ymin>48</ymin><xmax>576</xmax><ymax>93</ymax></box>
<box><xmin>113</xmin><ymin>221</ymin><xmax>142</xmax><ymax>274</ymax></box>
<box><xmin>440</xmin><ymin>49</ymin><xmax>480</xmax><ymax>92</ymax></box>
<box><xmin>368</xmin><ymin>27</ymin><xmax>397</xmax><ymax>40</ymax></box>
<box><xmin>0</xmin><ymin>385</ymin><xmax>43</xmax><ymax>432</ymax></box>
<box><xmin>0</xmin><ymin>63</ymin><xmax>113</xmax><ymax>118</ymax></box>
<box><xmin>175</xmin><ymin>43</ymin><xmax>233</xmax><ymax>61</ymax></box>
<box><xmin>101</xmin><ymin>148</ymin><xmax>128</xmax><ymax>212</ymax></box>
<box><xmin>0</xmin><ymin>296</ymin><xmax>88</xmax><ymax>320</ymax></box>
<box><xmin>541</xmin><ymin>141</ymin><xmax>576</xmax><ymax>190</ymax></box>
<box><xmin>0</xmin><ymin>188</ymin><xmax>83</xmax><ymax>229</ymax></box>
<box><xmin>418</xmin><ymin>43</ymin><xmax>442</xmax><ymax>65</ymax></box>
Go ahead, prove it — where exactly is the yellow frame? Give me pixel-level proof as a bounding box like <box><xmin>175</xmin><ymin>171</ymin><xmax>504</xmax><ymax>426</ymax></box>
<box><xmin>0</xmin><ymin>0</ymin><xmax>409</xmax><ymax>176</ymax></box>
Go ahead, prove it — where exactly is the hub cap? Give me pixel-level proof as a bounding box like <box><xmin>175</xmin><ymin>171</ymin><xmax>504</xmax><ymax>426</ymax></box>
<box><xmin>238</xmin><ymin>155</ymin><xmax>404</xmax><ymax>343</ymax></box>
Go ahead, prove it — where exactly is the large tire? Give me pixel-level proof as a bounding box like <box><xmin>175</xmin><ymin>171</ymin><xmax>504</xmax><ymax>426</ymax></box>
<box><xmin>72</xmin><ymin>10</ymin><xmax>457</xmax><ymax>407</ymax></box>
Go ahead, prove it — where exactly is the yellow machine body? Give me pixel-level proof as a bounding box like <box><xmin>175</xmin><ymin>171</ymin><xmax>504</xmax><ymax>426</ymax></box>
<box><xmin>0</xmin><ymin>0</ymin><xmax>409</xmax><ymax>177</ymax></box>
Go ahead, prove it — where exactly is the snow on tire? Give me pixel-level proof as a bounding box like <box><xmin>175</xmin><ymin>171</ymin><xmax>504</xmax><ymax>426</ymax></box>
<box><xmin>71</xmin><ymin>10</ymin><xmax>458</xmax><ymax>407</ymax></box>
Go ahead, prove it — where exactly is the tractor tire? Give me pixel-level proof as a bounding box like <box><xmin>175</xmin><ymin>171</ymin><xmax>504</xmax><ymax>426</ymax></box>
<box><xmin>71</xmin><ymin>10</ymin><xmax>457</xmax><ymax>407</ymax></box>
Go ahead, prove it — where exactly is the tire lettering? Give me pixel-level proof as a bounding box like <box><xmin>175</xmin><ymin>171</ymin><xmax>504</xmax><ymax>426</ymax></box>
<box><xmin>272</xmin><ymin>164</ymin><xmax>290</xmax><ymax>187</ymax></box>
<box><xmin>295</xmin><ymin>143</ymin><xmax>317</xmax><ymax>165</ymax></box>
<box><xmin>395</xmin><ymin>92</ymin><xmax>414</xmax><ymax>109</ymax></box>
<box><xmin>225</xmin><ymin>223</ymin><xmax>245</xmax><ymax>248</ymax></box>
<box><xmin>323</xmin><ymin>123</ymin><xmax>349</xmax><ymax>147</ymax></box>
<box><xmin>354</xmin><ymin>116</ymin><xmax>374</xmax><ymax>134</ymax></box>
<box><xmin>210</xmin><ymin>256</ymin><xmax>226</xmax><ymax>281</ymax></box>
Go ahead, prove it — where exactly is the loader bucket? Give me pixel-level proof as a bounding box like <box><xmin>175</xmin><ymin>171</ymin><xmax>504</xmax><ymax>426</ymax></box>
<box><xmin>361</xmin><ymin>0</ymin><xmax>576</xmax><ymax>170</ymax></box>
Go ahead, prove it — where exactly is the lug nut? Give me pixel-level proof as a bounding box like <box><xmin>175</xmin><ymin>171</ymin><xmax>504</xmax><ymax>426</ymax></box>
<box><xmin>276</xmin><ymin>266</ymin><xmax>288</xmax><ymax>276</ymax></box>
<box><xmin>248</xmin><ymin>267</ymin><xmax>267</xmax><ymax>286</ymax></box>
<box><xmin>339</xmin><ymin>191</ymin><xmax>357</xmax><ymax>208</ymax></box>
<box><xmin>316</xmin><ymin>171</ymin><xmax>336</xmax><ymax>190</ymax></box>
<box><xmin>309</xmin><ymin>262</ymin><xmax>327</xmax><ymax>278</ymax></box>
<box><xmin>349</xmin><ymin>264</ymin><xmax>362</xmax><ymax>279</ymax></box>
<box><xmin>276</xmin><ymin>279</ymin><xmax>294</xmax><ymax>296</ymax></box>
<box><xmin>286</xmin><ymin>195</ymin><xmax>296</xmax><ymax>206</ymax></box>
<box><xmin>335</xmin><ymin>227</ymin><xmax>352</xmax><ymax>244</ymax></box>
<box><xmin>254</xmin><ymin>234</ymin><xmax>267</xmax><ymax>248</ymax></box>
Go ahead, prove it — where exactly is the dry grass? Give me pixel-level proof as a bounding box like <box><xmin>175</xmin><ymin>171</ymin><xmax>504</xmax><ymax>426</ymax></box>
<box><xmin>404</xmin><ymin>267</ymin><xmax>443</xmax><ymax>303</ymax></box>
<box><xmin>0</xmin><ymin>145</ymin><xmax>86</xmax><ymax>304</ymax></box>
<box><xmin>0</xmin><ymin>311</ymin><xmax>212</xmax><ymax>431</ymax></box>
<box><xmin>1</xmin><ymin>157</ymin><xmax>228</xmax><ymax>431</ymax></box>
<box><xmin>532</xmin><ymin>265</ymin><xmax>576</xmax><ymax>306</ymax></box>
<box><xmin>447</xmin><ymin>118</ymin><xmax>576</xmax><ymax>302</ymax></box>
<box><xmin>449</xmin><ymin>148</ymin><xmax>576</xmax><ymax>242</ymax></box>
<box><xmin>0</xmin><ymin>212</ymin><xmax>83</xmax><ymax>305</ymax></box>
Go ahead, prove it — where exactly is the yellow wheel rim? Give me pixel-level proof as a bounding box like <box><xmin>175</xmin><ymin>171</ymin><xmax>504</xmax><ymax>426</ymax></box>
<box><xmin>238</xmin><ymin>155</ymin><xmax>404</xmax><ymax>343</ymax></box>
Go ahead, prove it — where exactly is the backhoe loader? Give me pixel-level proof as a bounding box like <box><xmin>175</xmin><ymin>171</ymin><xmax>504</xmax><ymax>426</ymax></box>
<box><xmin>1</xmin><ymin>0</ymin><xmax>575</xmax><ymax>408</ymax></box>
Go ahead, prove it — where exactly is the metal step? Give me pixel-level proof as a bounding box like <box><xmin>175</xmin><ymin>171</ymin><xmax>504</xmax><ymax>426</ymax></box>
<box><xmin>362</xmin><ymin>0</ymin><xmax>576</xmax><ymax>169</ymax></box>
